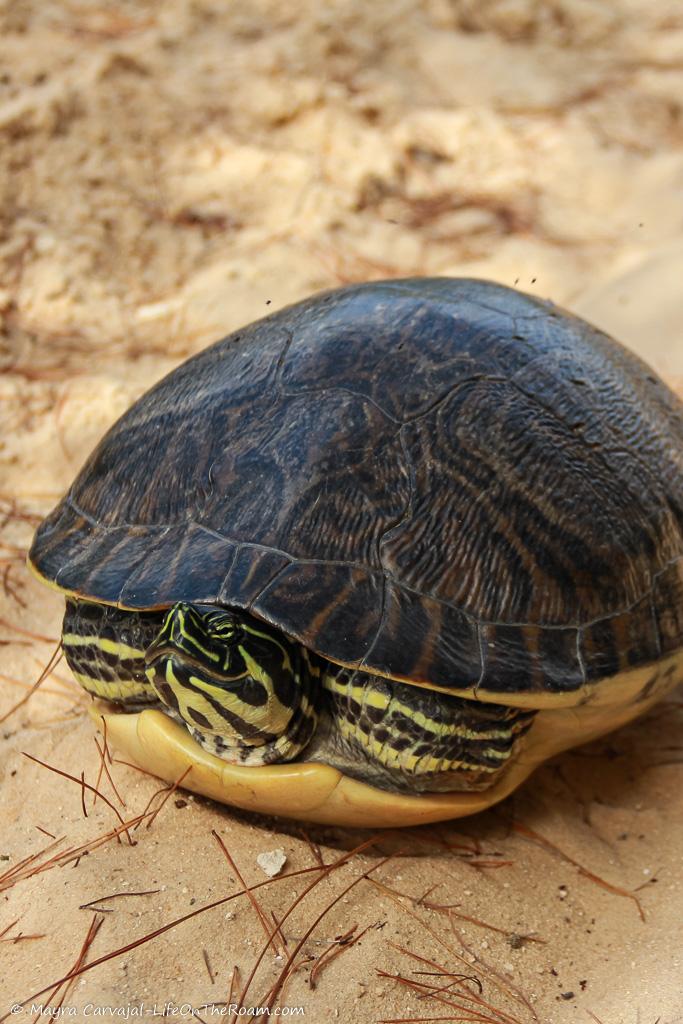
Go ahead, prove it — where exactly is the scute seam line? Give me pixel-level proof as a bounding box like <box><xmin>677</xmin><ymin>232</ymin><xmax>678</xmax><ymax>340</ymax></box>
<box><xmin>58</xmin><ymin>502</ymin><xmax>683</xmax><ymax>634</ymax></box>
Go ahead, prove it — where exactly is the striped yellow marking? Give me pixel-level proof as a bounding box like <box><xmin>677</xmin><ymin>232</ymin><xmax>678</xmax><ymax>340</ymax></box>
<box><xmin>185</xmin><ymin>637</ymin><xmax>221</xmax><ymax>663</ymax></box>
<box><xmin>62</xmin><ymin>633</ymin><xmax>145</xmax><ymax>662</ymax></box>
<box><xmin>160</xmin><ymin>663</ymin><xmax>316</xmax><ymax>765</ymax></box>
<box><xmin>238</xmin><ymin>647</ymin><xmax>271</xmax><ymax>686</ymax></box>
<box><xmin>324</xmin><ymin>674</ymin><xmax>516</xmax><ymax>743</ymax></box>
<box><xmin>72</xmin><ymin>671</ymin><xmax>152</xmax><ymax>701</ymax></box>
<box><xmin>240</xmin><ymin>623</ymin><xmax>294</xmax><ymax>672</ymax></box>
<box><xmin>302</xmin><ymin>650</ymin><xmax>322</xmax><ymax>678</ymax></box>
<box><xmin>164</xmin><ymin>662</ymin><xmax>245</xmax><ymax>739</ymax></box>
<box><xmin>325</xmin><ymin>670</ymin><xmax>522</xmax><ymax>776</ymax></box>
<box><xmin>188</xmin><ymin>672</ymin><xmax>293</xmax><ymax>735</ymax></box>
<box><xmin>336</xmin><ymin>717</ymin><xmax>499</xmax><ymax>775</ymax></box>
<box><xmin>160</xmin><ymin>661</ymin><xmax>292</xmax><ymax>741</ymax></box>
<box><xmin>174</xmin><ymin>608</ymin><xmax>221</xmax><ymax>663</ymax></box>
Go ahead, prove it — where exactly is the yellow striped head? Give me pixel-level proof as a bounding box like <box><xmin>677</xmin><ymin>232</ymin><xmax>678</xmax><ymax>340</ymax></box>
<box><xmin>145</xmin><ymin>604</ymin><xmax>248</xmax><ymax>679</ymax></box>
<box><xmin>143</xmin><ymin>603</ymin><xmax>317</xmax><ymax>765</ymax></box>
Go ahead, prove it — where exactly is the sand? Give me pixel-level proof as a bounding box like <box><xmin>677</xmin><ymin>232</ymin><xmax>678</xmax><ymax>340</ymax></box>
<box><xmin>1</xmin><ymin>2</ymin><xmax>682</xmax><ymax>1021</ymax></box>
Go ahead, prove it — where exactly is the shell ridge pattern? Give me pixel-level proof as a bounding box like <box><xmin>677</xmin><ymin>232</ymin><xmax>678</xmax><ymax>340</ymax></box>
<box><xmin>400</xmin><ymin>372</ymin><xmax>508</xmax><ymax>425</ymax></box>
<box><xmin>391</xmin><ymin>387</ymin><xmax>584</xmax><ymax>623</ymax></box>
<box><xmin>59</xmin><ymin>489</ymin><xmax>683</xmax><ymax>637</ymax></box>
<box><xmin>360</xmin><ymin>385</ymin><xmax>426</xmax><ymax>660</ymax></box>
<box><xmin>507</xmin><ymin>365</ymin><xmax>678</xmax><ymax>530</ymax></box>
<box><xmin>358</xmin><ymin>572</ymin><xmax>390</xmax><ymax>669</ymax></box>
<box><xmin>537</xmin><ymin>324</ymin><xmax>683</xmax><ymax>498</ymax></box>
<box><xmin>437</xmin><ymin>372</ymin><xmax>675</xmax><ymax>619</ymax></box>
<box><xmin>280</xmin><ymin>374</ymin><xmax>512</xmax><ymax>428</ymax></box>
<box><xmin>281</xmin><ymin>383</ymin><xmax>402</xmax><ymax>425</ymax></box>
<box><xmin>203</xmin><ymin>327</ymin><xmax>299</xmax><ymax>526</ymax></box>
<box><xmin>376</xmin><ymin>425</ymin><xmax>418</xmax><ymax>552</ymax></box>
<box><xmin>55</xmin><ymin>506</ymin><xmax>683</xmax><ymax>641</ymax></box>
<box><xmin>394</xmin><ymin>553</ymin><xmax>683</xmax><ymax>631</ymax></box>
<box><xmin>508</xmin><ymin>342</ymin><xmax>683</xmax><ymax>584</ymax></box>
<box><xmin>501</xmin><ymin>374</ymin><xmax>662</xmax><ymax>550</ymax></box>
<box><xmin>420</xmin><ymin>397</ymin><xmax>561</xmax><ymax>616</ymax></box>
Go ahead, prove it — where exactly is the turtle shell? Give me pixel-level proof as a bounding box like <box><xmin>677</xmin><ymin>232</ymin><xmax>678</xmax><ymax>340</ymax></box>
<box><xmin>30</xmin><ymin>278</ymin><xmax>683</xmax><ymax>704</ymax></box>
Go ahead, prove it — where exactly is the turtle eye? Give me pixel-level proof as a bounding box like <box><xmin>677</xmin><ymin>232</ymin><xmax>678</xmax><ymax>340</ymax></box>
<box><xmin>214</xmin><ymin>623</ymin><xmax>243</xmax><ymax>645</ymax></box>
<box><xmin>204</xmin><ymin>612</ymin><xmax>244</xmax><ymax>645</ymax></box>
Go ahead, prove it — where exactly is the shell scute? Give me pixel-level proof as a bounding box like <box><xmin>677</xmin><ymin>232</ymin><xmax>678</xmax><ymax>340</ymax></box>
<box><xmin>580</xmin><ymin>592</ymin><xmax>661</xmax><ymax>683</ymax></box>
<box><xmin>251</xmin><ymin>561</ymin><xmax>384</xmax><ymax>666</ymax></box>
<box><xmin>359</xmin><ymin>581</ymin><xmax>482</xmax><ymax>687</ymax></box>
<box><xmin>479</xmin><ymin>621</ymin><xmax>584</xmax><ymax>696</ymax></box>
<box><xmin>206</xmin><ymin>389</ymin><xmax>410</xmax><ymax>567</ymax></box>
<box><xmin>652</xmin><ymin>560</ymin><xmax>683</xmax><ymax>655</ymax></box>
<box><xmin>218</xmin><ymin>545</ymin><xmax>291</xmax><ymax>608</ymax></box>
<box><xmin>119</xmin><ymin>524</ymin><xmax>235</xmax><ymax>608</ymax></box>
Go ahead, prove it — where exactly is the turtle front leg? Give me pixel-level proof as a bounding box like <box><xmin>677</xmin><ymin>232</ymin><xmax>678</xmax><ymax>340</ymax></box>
<box><xmin>62</xmin><ymin>598</ymin><xmax>164</xmax><ymax>705</ymax></box>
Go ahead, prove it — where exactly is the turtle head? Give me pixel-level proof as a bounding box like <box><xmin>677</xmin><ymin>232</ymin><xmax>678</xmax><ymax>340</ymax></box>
<box><xmin>144</xmin><ymin>603</ymin><xmax>317</xmax><ymax>764</ymax></box>
<box><xmin>144</xmin><ymin>604</ymin><xmax>246</xmax><ymax>679</ymax></box>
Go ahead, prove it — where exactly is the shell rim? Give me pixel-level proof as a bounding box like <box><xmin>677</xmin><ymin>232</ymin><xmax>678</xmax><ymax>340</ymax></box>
<box><xmin>28</xmin><ymin>554</ymin><xmax>670</xmax><ymax>712</ymax></box>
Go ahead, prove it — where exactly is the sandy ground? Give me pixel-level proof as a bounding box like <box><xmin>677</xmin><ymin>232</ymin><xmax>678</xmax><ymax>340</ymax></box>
<box><xmin>1</xmin><ymin>2</ymin><xmax>683</xmax><ymax>1021</ymax></box>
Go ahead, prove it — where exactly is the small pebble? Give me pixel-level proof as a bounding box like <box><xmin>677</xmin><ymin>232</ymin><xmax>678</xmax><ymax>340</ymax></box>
<box><xmin>257</xmin><ymin>848</ymin><xmax>287</xmax><ymax>877</ymax></box>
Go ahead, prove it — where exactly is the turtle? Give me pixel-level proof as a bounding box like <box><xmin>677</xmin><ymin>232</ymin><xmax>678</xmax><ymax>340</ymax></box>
<box><xmin>28</xmin><ymin>277</ymin><xmax>683</xmax><ymax>828</ymax></box>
